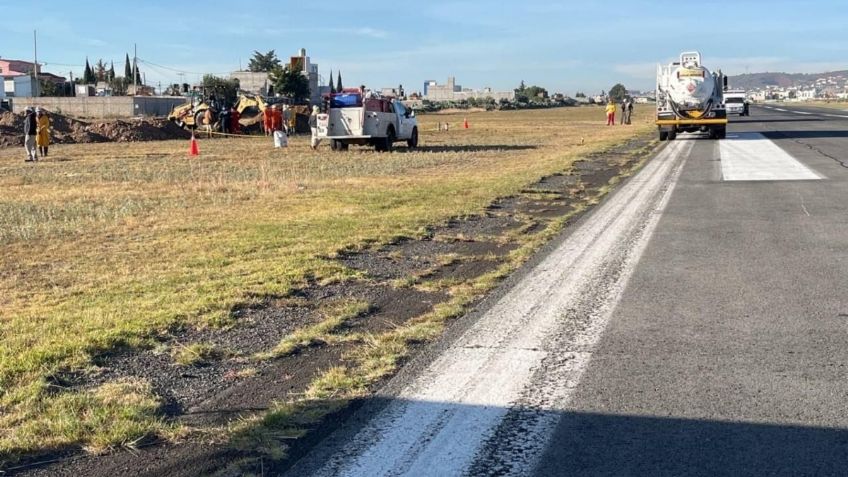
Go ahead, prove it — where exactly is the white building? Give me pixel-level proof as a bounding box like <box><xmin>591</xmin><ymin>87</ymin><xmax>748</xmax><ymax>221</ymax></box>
<box><xmin>424</xmin><ymin>77</ymin><xmax>514</xmax><ymax>102</ymax></box>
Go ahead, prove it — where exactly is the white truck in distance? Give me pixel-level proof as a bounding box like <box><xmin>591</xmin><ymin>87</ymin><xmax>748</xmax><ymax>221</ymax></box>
<box><xmin>317</xmin><ymin>89</ymin><xmax>419</xmax><ymax>152</ymax></box>
<box><xmin>656</xmin><ymin>51</ymin><xmax>728</xmax><ymax>141</ymax></box>
<box><xmin>724</xmin><ymin>90</ymin><xmax>750</xmax><ymax>116</ymax></box>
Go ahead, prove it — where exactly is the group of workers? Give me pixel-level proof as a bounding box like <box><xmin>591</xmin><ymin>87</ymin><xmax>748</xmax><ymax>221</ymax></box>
<box><xmin>22</xmin><ymin>107</ymin><xmax>51</xmax><ymax>162</ymax></box>
<box><xmin>605</xmin><ymin>98</ymin><xmax>635</xmax><ymax>126</ymax></box>
<box><xmin>262</xmin><ymin>104</ymin><xmax>289</xmax><ymax>136</ymax></box>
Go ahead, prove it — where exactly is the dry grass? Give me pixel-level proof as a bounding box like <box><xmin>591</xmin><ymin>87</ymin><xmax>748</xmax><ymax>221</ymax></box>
<box><xmin>0</xmin><ymin>105</ymin><xmax>653</xmax><ymax>457</ymax></box>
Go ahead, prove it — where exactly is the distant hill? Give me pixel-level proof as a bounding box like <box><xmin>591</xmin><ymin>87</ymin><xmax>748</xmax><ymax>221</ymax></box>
<box><xmin>728</xmin><ymin>71</ymin><xmax>848</xmax><ymax>90</ymax></box>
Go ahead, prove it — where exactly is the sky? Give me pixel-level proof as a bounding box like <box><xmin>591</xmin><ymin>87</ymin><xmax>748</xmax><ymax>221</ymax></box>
<box><xmin>3</xmin><ymin>0</ymin><xmax>848</xmax><ymax>95</ymax></box>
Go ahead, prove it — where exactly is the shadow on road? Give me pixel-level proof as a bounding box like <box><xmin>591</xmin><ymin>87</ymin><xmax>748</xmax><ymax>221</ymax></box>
<box><xmin>760</xmin><ymin>130</ymin><xmax>848</xmax><ymax>140</ymax></box>
<box><xmin>536</xmin><ymin>411</ymin><xmax>848</xmax><ymax>476</ymax></box>
<box><xmin>10</xmin><ymin>397</ymin><xmax>848</xmax><ymax>476</ymax></box>
<box><xmin>733</xmin><ymin>117</ymin><xmax>824</xmax><ymax>123</ymax></box>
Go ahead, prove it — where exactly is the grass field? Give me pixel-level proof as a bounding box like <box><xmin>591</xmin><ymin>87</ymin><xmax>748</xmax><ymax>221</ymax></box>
<box><xmin>0</xmin><ymin>106</ymin><xmax>653</xmax><ymax>458</ymax></box>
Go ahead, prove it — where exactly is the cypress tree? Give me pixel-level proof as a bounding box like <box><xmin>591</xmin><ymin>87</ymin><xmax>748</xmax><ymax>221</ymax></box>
<box><xmin>329</xmin><ymin>70</ymin><xmax>335</xmax><ymax>94</ymax></box>
<box><xmin>108</xmin><ymin>61</ymin><xmax>116</xmax><ymax>81</ymax></box>
<box><xmin>124</xmin><ymin>53</ymin><xmax>132</xmax><ymax>79</ymax></box>
<box><xmin>336</xmin><ymin>71</ymin><xmax>343</xmax><ymax>92</ymax></box>
<box><xmin>84</xmin><ymin>58</ymin><xmax>94</xmax><ymax>84</ymax></box>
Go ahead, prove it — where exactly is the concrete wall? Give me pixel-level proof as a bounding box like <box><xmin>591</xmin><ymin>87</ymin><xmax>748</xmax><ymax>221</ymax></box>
<box><xmin>11</xmin><ymin>96</ymin><xmax>187</xmax><ymax>118</ymax></box>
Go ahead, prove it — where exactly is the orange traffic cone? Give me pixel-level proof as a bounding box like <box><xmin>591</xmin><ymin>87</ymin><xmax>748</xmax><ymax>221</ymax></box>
<box><xmin>189</xmin><ymin>133</ymin><xmax>200</xmax><ymax>156</ymax></box>
<box><xmin>463</xmin><ymin>117</ymin><xmax>469</xmax><ymax>129</ymax></box>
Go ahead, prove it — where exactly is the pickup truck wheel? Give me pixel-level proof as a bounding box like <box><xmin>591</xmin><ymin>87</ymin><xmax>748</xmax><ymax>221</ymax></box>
<box><xmin>407</xmin><ymin>128</ymin><xmax>419</xmax><ymax>149</ymax></box>
<box><xmin>383</xmin><ymin>128</ymin><xmax>395</xmax><ymax>153</ymax></box>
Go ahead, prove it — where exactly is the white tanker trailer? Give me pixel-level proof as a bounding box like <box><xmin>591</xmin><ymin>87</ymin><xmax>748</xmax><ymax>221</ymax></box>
<box><xmin>656</xmin><ymin>51</ymin><xmax>728</xmax><ymax>140</ymax></box>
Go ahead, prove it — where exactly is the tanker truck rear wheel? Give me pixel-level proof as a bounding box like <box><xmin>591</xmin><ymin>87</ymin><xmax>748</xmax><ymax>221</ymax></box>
<box><xmin>659</xmin><ymin>129</ymin><xmax>668</xmax><ymax>141</ymax></box>
<box><xmin>667</xmin><ymin>130</ymin><xmax>677</xmax><ymax>141</ymax></box>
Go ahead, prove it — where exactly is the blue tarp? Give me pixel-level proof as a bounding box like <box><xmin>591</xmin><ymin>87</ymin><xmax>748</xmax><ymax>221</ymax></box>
<box><xmin>331</xmin><ymin>93</ymin><xmax>362</xmax><ymax>108</ymax></box>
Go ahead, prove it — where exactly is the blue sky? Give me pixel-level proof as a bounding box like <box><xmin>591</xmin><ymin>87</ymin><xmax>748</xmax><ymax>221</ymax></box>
<box><xmin>3</xmin><ymin>0</ymin><xmax>847</xmax><ymax>94</ymax></box>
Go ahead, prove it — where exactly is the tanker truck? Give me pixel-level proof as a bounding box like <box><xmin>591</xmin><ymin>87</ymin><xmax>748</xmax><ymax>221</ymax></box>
<box><xmin>656</xmin><ymin>51</ymin><xmax>728</xmax><ymax>140</ymax></box>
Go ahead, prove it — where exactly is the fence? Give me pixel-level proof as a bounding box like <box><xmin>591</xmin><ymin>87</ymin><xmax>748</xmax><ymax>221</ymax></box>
<box><xmin>10</xmin><ymin>96</ymin><xmax>187</xmax><ymax>118</ymax></box>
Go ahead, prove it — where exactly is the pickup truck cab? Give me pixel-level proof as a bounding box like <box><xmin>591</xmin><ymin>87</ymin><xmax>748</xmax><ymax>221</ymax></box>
<box><xmin>317</xmin><ymin>89</ymin><xmax>418</xmax><ymax>152</ymax></box>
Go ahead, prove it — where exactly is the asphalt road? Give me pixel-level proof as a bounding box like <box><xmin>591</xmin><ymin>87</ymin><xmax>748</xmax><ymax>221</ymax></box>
<box><xmin>290</xmin><ymin>105</ymin><xmax>848</xmax><ymax>476</ymax></box>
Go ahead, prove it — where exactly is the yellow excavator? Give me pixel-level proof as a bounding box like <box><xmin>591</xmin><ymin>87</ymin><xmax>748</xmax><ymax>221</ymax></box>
<box><xmin>168</xmin><ymin>93</ymin><xmax>312</xmax><ymax>133</ymax></box>
<box><xmin>167</xmin><ymin>99</ymin><xmax>213</xmax><ymax>129</ymax></box>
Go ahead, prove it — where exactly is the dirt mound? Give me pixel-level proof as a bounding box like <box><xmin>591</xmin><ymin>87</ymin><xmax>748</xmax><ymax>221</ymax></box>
<box><xmin>0</xmin><ymin>111</ymin><xmax>191</xmax><ymax>148</ymax></box>
<box><xmin>86</xmin><ymin>118</ymin><xmax>191</xmax><ymax>142</ymax></box>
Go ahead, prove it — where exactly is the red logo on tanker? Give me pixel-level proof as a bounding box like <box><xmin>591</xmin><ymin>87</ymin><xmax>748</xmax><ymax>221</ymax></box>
<box><xmin>687</xmin><ymin>82</ymin><xmax>696</xmax><ymax>93</ymax></box>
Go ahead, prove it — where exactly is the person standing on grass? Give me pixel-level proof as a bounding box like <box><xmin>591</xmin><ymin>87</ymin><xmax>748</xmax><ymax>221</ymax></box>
<box><xmin>36</xmin><ymin>108</ymin><xmax>51</xmax><ymax>158</ymax></box>
<box><xmin>605</xmin><ymin>99</ymin><xmax>616</xmax><ymax>126</ymax></box>
<box><xmin>263</xmin><ymin>105</ymin><xmax>274</xmax><ymax>136</ymax></box>
<box><xmin>626</xmin><ymin>99</ymin><xmax>634</xmax><ymax>125</ymax></box>
<box><xmin>23</xmin><ymin>107</ymin><xmax>38</xmax><ymax>162</ymax></box>
<box><xmin>309</xmin><ymin>105</ymin><xmax>322</xmax><ymax>150</ymax></box>
<box><xmin>620</xmin><ymin>99</ymin><xmax>627</xmax><ymax>125</ymax></box>
<box><xmin>219</xmin><ymin>104</ymin><xmax>231</xmax><ymax>135</ymax></box>
<box><xmin>203</xmin><ymin>107</ymin><xmax>214</xmax><ymax>138</ymax></box>
<box><xmin>230</xmin><ymin>106</ymin><xmax>241</xmax><ymax>134</ymax></box>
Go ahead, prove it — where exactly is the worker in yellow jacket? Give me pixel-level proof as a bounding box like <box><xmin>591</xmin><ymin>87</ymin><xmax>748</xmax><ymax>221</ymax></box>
<box><xmin>605</xmin><ymin>100</ymin><xmax>616</xmax><ymax>126</ymax></box>
<box><xmin>35</xmin><ymin>108</ymin><xmax>51</xmax><ymax>157</ymax></box>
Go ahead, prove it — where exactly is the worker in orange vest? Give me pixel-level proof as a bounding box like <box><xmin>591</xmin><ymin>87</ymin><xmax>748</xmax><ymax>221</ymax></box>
<box><xmin>263</xmin><ymin>105</ymin><xmax>274</xmax><ymax>136</ymax></box>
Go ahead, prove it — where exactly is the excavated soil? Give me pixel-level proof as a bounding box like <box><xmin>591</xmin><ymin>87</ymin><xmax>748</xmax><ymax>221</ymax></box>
<box><xmin>0</xmin><ymin>111</ymin><xmax>190</xmax><ymax>147</ymax></box>
<box><xmin>10</xmin><ymin>134</ymin><xmax>657</xmax><ymax>477</ymax></box>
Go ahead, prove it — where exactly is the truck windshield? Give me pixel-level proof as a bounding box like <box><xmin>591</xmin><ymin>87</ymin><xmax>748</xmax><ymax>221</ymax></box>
<box><xmin>726</xmin><ymin>98</ymin><xmax>745</xmax><ymax>103</ymax></box>
<box><xmin>331</xmin><ymin>93</ymin><xmax>363</xmax><ymax>108</ymax></box>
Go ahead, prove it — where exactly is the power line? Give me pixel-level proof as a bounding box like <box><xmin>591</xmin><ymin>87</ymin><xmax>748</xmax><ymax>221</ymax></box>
<box><xmin>136</xmin><ymin>58</ymin><xmax>231</xmax><ymax>76</ymax></box>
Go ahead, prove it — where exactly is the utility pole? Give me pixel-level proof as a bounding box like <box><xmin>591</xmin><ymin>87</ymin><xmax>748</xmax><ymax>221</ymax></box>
<box><xmin>33</xmin><ymin>30</ymin><xmax>39</xmax><ymax>97</ymax></box>
<box><xmin>69</xmin><ymin>71</ymin><xmax>74</xmax><ymax>97</ymax></box>
<box><xmin>133</xmin><ymin>43</ymin><xmax>138</xmax><ymax>96</ymax></box>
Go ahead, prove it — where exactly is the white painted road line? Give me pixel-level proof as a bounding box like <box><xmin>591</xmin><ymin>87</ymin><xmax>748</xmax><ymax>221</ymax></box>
<box><xmin>310</xmin><ymin>140</ymin><xmax>693</xmax><ymax>476</ymax></box>
<box><xmin>794</xmin><ymin>111</ymin><xmax>813</xmax><ymax>115</ymax></box>
<box><xmin>824</xmin><ymin>113</ymin><xmax>848</xmax><ymax>119</ymax></box>
<box><xmin>774</xmin><ymin>108</ymin><xmax>788</xmax><ymax>112</ymax></box>
<box><xmin>720</xmin><ymin>132</ymin><xmax>822</xmax><ymax>181</ymax></box>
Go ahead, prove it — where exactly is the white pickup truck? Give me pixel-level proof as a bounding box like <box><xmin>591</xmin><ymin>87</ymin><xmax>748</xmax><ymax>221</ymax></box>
<box><xmin>724</xmin><ymin>89</ymin><xmax>750</xmax><ymax>116</ymax></box>
<box><xmin>317</xmin><ymin>90</ymin><xmax>419</xmax><ymax>152</ymax></box>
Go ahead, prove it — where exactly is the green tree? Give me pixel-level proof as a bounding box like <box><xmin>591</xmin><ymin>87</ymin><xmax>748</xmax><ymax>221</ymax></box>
<box><xmin>608</xmin><ymin>83</ymin><xmax>627</xmax><ymax>102</ymax></box>
<box><xmin>83</xmin><ymin>58</ymin><xmax>95</xmax><ymax>84</ymax></box>
<box><xmin>108</xmin><ymin>61</ymin><xmax>116</xmax><ymax>82</ymax></box>
<box><xmin>38</xmin><ymin>78</ymin><xmax>59</xmax><ymax>97</ymax></box>
<box><xmin>248</xmin><ymin>50</ymin><xmax>281</xmax><ymax>72</ymax></box>
<box><xmin>575</xmin><ymin>91</ymin><xmax>586</xmax><ymax>98</ymax></box>
<box><xmin>202</xmin><ymin>74</ymin><xmax>240</xmax><ymax>105</ymax></box>
<box><xmin>336</xmin><ymin>71</ymin><xmax>343</xmax><ymax>92</ymax></box>
<box><xmin>524</xmin><ymin>85</ymin><xmax>548</xmax><ymax>100</ymax></box>
<box><xmin>124</xmin><ymin>53</ymin><xmax>132</xmax><ymax>79</ymax></box>
<box><xmin>270</xmin><ymin>65</ymin><xmax>310</xmax><ymax>103</ymax></box>
<box><xmin>329</xmin><ymin>69</ymin><xmax>336</xmax><ymax>94</ymax></box>
<box><xmin>94</xmin><ymin>59</ymin><xmax>107</xmax><ymax>82</ymax></box>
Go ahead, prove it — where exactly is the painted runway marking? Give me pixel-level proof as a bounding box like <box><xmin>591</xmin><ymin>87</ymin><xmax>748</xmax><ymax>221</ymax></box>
<box><xmin>307</xmin><ymin>141</ymin><xmax>694</xmax><ymax>477</ymax></box>
<box><xmin>720</xmin><ymin>132</ymin><xmax>822</xmax><ymax>181</ymax></box>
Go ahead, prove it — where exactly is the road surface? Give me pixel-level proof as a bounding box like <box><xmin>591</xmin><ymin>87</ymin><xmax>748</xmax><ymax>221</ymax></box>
<box><xmin>288</xmin><ymin>105</ymin><xmax>848</xmax><ymax>476</ymax></box>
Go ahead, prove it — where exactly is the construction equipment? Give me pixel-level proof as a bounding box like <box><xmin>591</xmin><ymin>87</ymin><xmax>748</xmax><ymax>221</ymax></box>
<box><xmin>656</xmin><ymin>51</ymin><xmax>727</xmax><ymax>140</ymax></box>
<box><xmin>167</xmin><ymin>98</ymin><xmax>214</xmax><ymax>130</ymax></box>
<box><xmin>234</xmin><ymin>93</ymin><xmax>267</xmax><ymax>129</ymax></box>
